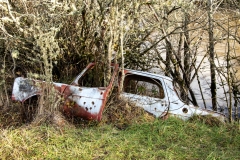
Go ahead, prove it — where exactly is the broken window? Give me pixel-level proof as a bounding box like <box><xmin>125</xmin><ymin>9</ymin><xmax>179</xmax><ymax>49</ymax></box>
<box><xmin>78</xmin><ymin>65</ymin><xmax>105</xmax><ymax>87</ymax></box>
<box><xmin>123</xmin><ymin>74</ymin><xmax>165</xmax><ymax>99</ymax></box>
<box><xmin>78</xmin><ymin>64</ymin><xmax>116</xmax><ymax>87</ymax></box>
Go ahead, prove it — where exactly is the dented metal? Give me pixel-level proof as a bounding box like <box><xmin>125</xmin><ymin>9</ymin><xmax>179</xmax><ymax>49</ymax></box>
<box><xmin>120</xmin><ymin>69</ymin><xmax>225</xmax><ymax>122</ymax></box>
<box><xmin>12</xmin><ymin>63</ymin><xmax>225</xmax><ymax>121</ymax></box>
<box><xmin>12</xmin><ymin>63</ymin><xmax>118</xmax><ymax>121</ymax></box>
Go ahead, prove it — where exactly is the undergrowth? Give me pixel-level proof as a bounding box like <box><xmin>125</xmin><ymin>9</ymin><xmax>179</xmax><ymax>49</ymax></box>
<box><xmin>0</xmin><ymin>103</ymin><xmax>240</xmax><ymax>160</ymax></box>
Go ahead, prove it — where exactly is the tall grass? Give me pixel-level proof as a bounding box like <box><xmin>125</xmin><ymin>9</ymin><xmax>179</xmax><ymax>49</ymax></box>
<box><xmin>0</xmin><ymin>117</ymin><xmax>239</xmax><ymax>160</ymax></box>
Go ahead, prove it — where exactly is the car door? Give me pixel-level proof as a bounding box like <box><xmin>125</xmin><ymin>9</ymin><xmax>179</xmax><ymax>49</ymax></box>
<box><xmin>62</xmin><ymin>63</ymin><xmax>119</xmax><ymax>121</ymax></box>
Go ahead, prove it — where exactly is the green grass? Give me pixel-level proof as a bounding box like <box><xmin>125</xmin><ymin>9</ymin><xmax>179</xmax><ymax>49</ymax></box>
<box><xmin>0</xmin><ymin>117</ymin><xmax>240</xmax><ymax>160</ymax></box>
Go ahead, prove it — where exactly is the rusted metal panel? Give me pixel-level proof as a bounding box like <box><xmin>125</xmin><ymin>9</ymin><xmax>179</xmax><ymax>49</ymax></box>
<box><xmin>61</xmin><ymin>85</ymin><xmax>109</xmax><ymax>120</ymax></box>
<box><xmin>12</xmin><ymin>77</ymin><xmax>40</xmax><ymax>101</ymax></box>
<box><xmin>12</xmin><ymin>63</ymin><xmax>119</xmax><ymax>121</ymax></box>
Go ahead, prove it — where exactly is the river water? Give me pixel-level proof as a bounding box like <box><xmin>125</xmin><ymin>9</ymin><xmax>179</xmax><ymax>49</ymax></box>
<box><xmin>192</xmin><ymin>39</ymin><xmax>240</xmax><ymax>118</ymax></box>
<box><xmin>141</xmin><ymin>10</ymin><xmax>240</xmax><ymax>119</ymax></box>
<box><xmin>149</xmin><ymin>28</ymin><xmax>240</xmax><ymax>119</ymax></box>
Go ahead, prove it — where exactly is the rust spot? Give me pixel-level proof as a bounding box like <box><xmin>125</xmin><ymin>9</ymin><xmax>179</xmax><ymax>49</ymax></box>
<box><xmin>84</xmin><ymin>102</ymin><xmax>86</xmax><ymax>105</ymax></box>
<box><xmin>92</xmin><ymin>101</ymin><xmax>94</xmax><ymax>105</ymax></box>
<box><xmin>182</xmin><ymin>108</ymin><xmax>188</xmax><ymax>113</ymax></box>
<box><xmin>100</xmin><ymin>92</ymin><xmax>103</xmax><ymax>95</ymax></box>
<box><xmin>85</xmin><ymin>107</ymin><xmax>88</xmax><ymax>111</ymax></box>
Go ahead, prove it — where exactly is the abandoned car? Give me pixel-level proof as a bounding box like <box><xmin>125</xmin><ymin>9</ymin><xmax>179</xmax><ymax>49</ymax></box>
<box><xmin>12</xmin><ymin>63</ymin><xmax>225</xmax><ymax>121</ymax></box>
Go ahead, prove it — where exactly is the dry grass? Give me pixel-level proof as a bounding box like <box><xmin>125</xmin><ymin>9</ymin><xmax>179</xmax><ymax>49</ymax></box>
<box><xmin>188</xmin><ymin>114</ymin><xmax>225</xmax><ymax>127</ymax></box>
<box><xmin>0</xmin><ymin>116</ymin><xmax>239</xmax><ymax>160</ymax></box>
<box><xmin>101</xmin><ymin>99</ymin><xmax>155</xmax><ymax>129</ymax></box>
<box><xmin>0</xmin><ymin>103</ymin><xmax>26</xmax><ymax>128</ymax></box>
<box><xmin>0</xmin><ymin>96</ymin><xmax>240</xmax><ymax>159</ymax></box>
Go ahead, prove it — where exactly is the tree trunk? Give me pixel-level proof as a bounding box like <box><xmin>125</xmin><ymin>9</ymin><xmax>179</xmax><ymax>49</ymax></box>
<box><xmin>183</xmin><ymin>12</ymin><xmax>191</xmax><ymax>104</ymax></box>
<box><xmin>164</xmin><ymin>6</ymin><xmax>171</xmax><ymax>77</ymax></box>
<box><xmin>208</xmin><ymin>0</ymin><xmax>217</xmax><ymax>111</ymax></box>
<box><xmin>227</xmin><ymin>18</ymin><xmax>232</xmax><ymax>122</ymax></box>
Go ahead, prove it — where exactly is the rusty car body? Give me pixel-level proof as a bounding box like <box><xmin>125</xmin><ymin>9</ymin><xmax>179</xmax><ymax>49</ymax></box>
<box><xmin>12</xmin><ymin>63</ymin><xmax>225</xmax><ymax>121</ymax></box>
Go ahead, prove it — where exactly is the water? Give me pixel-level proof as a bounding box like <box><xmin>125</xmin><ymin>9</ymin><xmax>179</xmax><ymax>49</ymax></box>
<box><xmin>141</xmin><ymin>11</ymin><xmax>240</xmax><ymax>120</ymax></box>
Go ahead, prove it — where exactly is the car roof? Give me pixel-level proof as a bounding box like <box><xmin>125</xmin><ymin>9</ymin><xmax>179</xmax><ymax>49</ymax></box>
<box><xmin>123</xmin><ymin>68</ymin><xmax>173</xmax><ymax>82</ymax></box>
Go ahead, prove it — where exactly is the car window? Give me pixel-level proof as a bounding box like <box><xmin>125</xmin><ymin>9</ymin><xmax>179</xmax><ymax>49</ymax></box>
<box><xmin>123</xmin><ymin>74</ymin><xmax>165</xmax><ymax>99</ymax></box>
<box><xmin>78</xmin><ymin>65</ymin><xmax>116</xmax><ymax>87</ymax></box>
<box><xmin>78</xmin><ymin>66</ymin><xmax>105</xmax><ymax>87</ymax></box>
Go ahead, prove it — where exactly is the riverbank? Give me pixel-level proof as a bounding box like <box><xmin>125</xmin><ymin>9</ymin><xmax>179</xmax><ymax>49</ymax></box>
<box><xmin>0</xmin><ymin>117</ymin><xmax>239</xmax><ymax>159</ymax></box>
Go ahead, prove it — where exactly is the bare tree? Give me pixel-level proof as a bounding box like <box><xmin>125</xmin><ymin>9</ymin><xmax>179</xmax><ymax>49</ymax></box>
<box><xmin>207</xmin><ymin>0</ymin><xmax>217</xmax><ymax>111</ymax></box>
<box><xmin>1</xmin><ymin>0</ymin><xmax>240</xmax><ymax>122</ymax></box>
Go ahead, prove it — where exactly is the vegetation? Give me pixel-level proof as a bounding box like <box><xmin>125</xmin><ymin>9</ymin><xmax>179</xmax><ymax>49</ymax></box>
<box><xmin>1</xmin><ymin>0</ymin><xmax>240</xmax><ymax>121</ymax></box>
<box><xmin>0</xmin><ymin>0</ymin><xmax>240</xmax><ymax>159</ymax></box>
<box><xmin>0</xmin><ymin>117</ymin><xmax>239</xmax><ymax>159</ymax></box>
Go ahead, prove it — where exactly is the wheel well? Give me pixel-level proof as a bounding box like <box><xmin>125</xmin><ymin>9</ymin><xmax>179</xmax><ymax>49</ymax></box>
<box><xmin>21</xmin><ymin>95</ymin><xmax>40</xmax><ymax>123</ymax></box>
